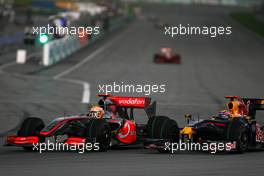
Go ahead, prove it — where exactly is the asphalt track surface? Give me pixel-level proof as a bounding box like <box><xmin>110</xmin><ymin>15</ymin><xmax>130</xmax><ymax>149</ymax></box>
<box><xmin>0</xmin><ymin>4</ymin><xmax>264</xmax><ymax>176</ymax></box>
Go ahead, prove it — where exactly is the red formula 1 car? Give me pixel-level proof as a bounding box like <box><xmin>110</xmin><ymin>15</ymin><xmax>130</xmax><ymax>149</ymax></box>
<box><xmin>144</xmin><ymin>96</ymin><xmax>264</xmax><ymax>153</ymax></box>
<box><xmin>5</xmin><ymin>94</ymin><xmax>166</xmax><ymax>152</ymax></box>
<box><xmin>153</xmin><ymin>48</ymin><xmax>181</xmax><ymax>64</ymax></box>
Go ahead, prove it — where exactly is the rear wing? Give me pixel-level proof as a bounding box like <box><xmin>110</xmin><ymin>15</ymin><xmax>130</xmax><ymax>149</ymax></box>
<box><xmin>98</xmin><ymin>94</ymin><xmax>156</xmax><ymax>118</ymax></box>
<box><xmin>225</xmin><ymin>96</ymin><xmax>242</xmax><ymax>101</ymax></box>
<box><xmin>225</xmin><ymin>96</ymin><xmax>264</xmax><ymax>118</ymax></box>
<box><xmin>242</xmin><ymin>98</ymin><xmax>264</xmax><ymax>110</ymax></box>
<box><xmin>225</xmin><ymin>96</ymin><xmax>264</xmax><ymax>107</ymax></box>
<box><xmin>109</xmin><ymin>96</ymin><xmax>151</xmax><ymax>108</ymax></box>
<box><xmin>242</xmin><ymin>98</ymin><xmax>264</xmax><ymax>119</ymax></box>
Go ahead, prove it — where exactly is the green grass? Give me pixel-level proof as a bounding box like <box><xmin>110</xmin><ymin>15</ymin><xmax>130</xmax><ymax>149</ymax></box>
<box><xmin>231</xmin><ymin>12</ymin><xmax>264</xmax><ymax>37</ymax></box>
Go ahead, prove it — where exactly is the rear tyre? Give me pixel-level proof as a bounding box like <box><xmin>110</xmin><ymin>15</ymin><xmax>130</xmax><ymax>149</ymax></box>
<box><xmin>228</xmin><ymin>118</ymin><xmax>249</xmax><ymax>153</ymax></box>
<box><xmin>153</xmin><ymin>54</ymin><xmax>163</xmax><ymax>63</ymax></box>
<box><xmin>17</xmin><ymin>117</ymin><xmax>45</xmax><ymax>151</ymax></box>
<box><xmin>84</xmin><ymin>119</ymin><xmax>111</xmax><ymax>152</ymax></box>
<box><xmin>172</xmin><ymin>55</ymin><xmax>181</xmax><ymax>64</ymax></box>
<box><xmin>147</xmin><ymin>116</ymin><xmax>180</xmax><ymax>153</ymax></box>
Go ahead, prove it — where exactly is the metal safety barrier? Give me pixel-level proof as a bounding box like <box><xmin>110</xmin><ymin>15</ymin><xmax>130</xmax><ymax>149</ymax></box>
<box><xmin>43</xmin><ymin>35</ymin><xmax>81</xmax><ymax>66</ymax></box>
<box><xmin>42</xmin><ymin>16</ymin><xmax>128</xmax><ymax>66</ymax></box>
<box><xmin>124</xmin><ymin>0</ymin><xmax>263</xmax><ymax>7</ymax></box>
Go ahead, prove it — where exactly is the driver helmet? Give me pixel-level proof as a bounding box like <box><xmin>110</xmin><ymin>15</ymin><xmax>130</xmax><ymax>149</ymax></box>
<box><xmin>89</xmin><ymin>106</ymin><xmax>104</xmax><ymax>119</ymax></box>
<box><xmin>161</xmin><ymin>48</ymin><xmax>173</xmax><ymax>58</ymax></box>
<box><xmin>218</xmin><ymin>110</ymin><xmax>231</xmax><ymax>119</ymax></box>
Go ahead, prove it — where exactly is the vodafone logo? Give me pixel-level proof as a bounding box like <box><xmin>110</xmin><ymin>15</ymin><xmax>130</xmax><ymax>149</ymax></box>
<box><xmin>118</xmin><ymin>98</ymin><xmax>145</xmax><ymax>105</ymax></box>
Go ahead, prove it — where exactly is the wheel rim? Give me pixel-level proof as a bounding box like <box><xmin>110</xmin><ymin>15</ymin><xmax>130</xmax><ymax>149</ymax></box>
<box><xmin>240</xmin><ymin>132</ymin><xmax>248</xmax><ymax>150</ymax></box>
<box><xmin>100</xmin><ymin>129</ymin><xmax>111</xmax><ymax>149</ymax></box>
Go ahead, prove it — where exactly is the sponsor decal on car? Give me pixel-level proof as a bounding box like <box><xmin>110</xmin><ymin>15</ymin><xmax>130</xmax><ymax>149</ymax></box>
<box><xmin>110</xmin><ymin>97</ymin><xmax>147</xmax><ymax>108</ymax></box>
<box><xmin>118</xmin><ymin>98</ymin><xmax>145</xmax><ymax>106</ymax></box>
<box><xmin>256</xmin><ymin>124</ymin><xmax>264</xmax><ymax>143</ymax></box>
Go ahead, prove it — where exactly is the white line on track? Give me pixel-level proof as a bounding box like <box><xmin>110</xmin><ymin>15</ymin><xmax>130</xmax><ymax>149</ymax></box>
<box><xmin>0</xmin><ymin>28</ymin><xmax>126</xmax><ymax>104</ymax></box>
<box><xmin>0</xmin><ymin>61</ymin><xmax>16</xmax><ymax>73</ymax></box>
<box><xmin>53</xmin><ymin>32</ymin><xmax>124</xmax><ymax>104</ymax></box>
<box><xmin>0</xmin><ymin>52</ymin><xmax>42</xmax><ymax>73</ymax></box>
<box><xmin>53</xmin><ymin>43</ymin><xmax>111</xmax><ymax>79</ymax></box>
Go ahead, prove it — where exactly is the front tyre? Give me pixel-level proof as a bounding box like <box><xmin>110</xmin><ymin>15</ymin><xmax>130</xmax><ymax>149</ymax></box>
<box><xmin>228</xmin><ymin>118</ymin><xmax>249</xmax><ymax>153</ymax></box>
<box><xmin>17</xmin><ymin>117</ymin><xmax>45</xmax><ymax>151</ymax></box>
<box><xmin>147</xmin><ymin>116</ymin><xmax>180</xmax><ymax>153</ymax></box>
<box><xmin>84</xmin><ymin>119</ymin><xmax>111</xmax><ymax>152</ymax></box>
